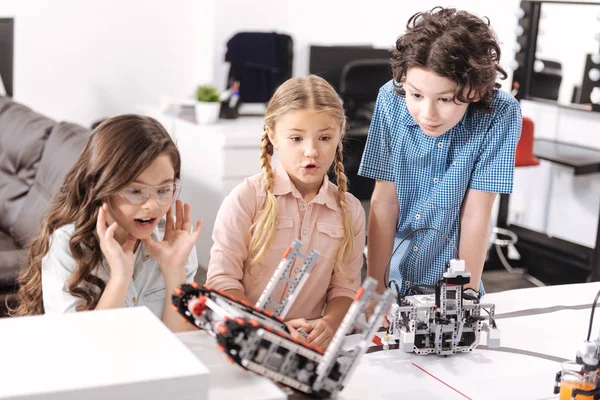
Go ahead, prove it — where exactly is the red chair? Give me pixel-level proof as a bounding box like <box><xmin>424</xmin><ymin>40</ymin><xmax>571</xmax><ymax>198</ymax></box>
<box><xmin>489</xmin><ymin>116</ymin><xmax>545</xmax><ymax>287</ymax></box>
<box><xmin>515</xmin><ymin>116</ymin><xmax>540</xmax><ymax>167</ymax></box>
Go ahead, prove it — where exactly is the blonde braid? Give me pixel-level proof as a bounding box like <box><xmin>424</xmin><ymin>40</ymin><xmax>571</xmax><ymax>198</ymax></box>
<box><xmin>333</xmin><ymin>143</ymin><xmax>354</xmax><ymax>280</ymax></box>
<box><xmin>248</xmin><ymin>131</ymin><xmax>278</xmax><ymax>269</ymax></box>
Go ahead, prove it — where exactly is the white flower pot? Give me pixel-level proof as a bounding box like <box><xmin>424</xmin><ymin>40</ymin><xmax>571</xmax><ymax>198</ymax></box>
<box><xmin>195</xmin><ymin>102</ymin><xmax>220</xmax><ymax>125</ymax></box>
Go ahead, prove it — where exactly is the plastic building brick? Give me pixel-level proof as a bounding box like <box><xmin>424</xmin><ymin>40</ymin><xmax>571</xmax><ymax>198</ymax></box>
<box><xmin>385</xmin><ymin>259</ymin><xmax>500</xmax><ymax>356</ymax></box>
<box><xmin>172</xmin><ymin>239</ymin><xmax>394</xmax><ymax>397</ymax></box>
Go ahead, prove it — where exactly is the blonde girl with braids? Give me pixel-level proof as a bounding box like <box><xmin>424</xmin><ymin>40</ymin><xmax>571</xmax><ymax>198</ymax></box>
<box><xmin>207</xmin><ymin>75</ymin><xmax>366</xmax><ymax>349</ymax></box>
<box><xmin>10</xmin><ymin>115</ymin><xmax>202</xmax><ymax>333</ymax></box>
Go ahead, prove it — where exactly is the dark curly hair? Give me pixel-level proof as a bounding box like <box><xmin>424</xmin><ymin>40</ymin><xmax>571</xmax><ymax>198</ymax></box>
<box><xmin>391</xmin><ymin>7</ymin><xmax>507</xmax><ymax>112</ymax></box>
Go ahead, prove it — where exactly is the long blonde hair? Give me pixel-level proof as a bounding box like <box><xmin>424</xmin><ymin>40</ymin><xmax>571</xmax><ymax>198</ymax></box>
<box><xmin>248</xmin><ymin>75</ymin><xmax>354</xmax><ymax>279</ymax></box>
<box><xmin>9</xmin><ymin>115</ymin><xmax>180</xmax><ymax>316</ymax></box>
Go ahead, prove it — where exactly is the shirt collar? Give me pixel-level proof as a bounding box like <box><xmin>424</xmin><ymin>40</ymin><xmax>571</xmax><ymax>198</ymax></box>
<box><xmin>272</xmin><ymin>164</ymin><xmax>338</xmax><ymax>211</ymax></box>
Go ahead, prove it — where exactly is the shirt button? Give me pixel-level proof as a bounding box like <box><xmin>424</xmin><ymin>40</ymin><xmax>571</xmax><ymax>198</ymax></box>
<box><xmin>438</xmin><ymin>142</ymin><xmax>443</xmax><ymax>149</ymax></box>
<box><xmin>276</xmin><ymin>220</ymin><xmax>280</xmax><ymax>225</ymax></box>
<box><xmin>307</xmin><ymin>205</ymin><xmax>312</xmax><ymax>210</ymax></box>
<box><xmin>405</xmin><ymin>280</ymin><xmax>411</xmax><ymax>286</ymax></box>
<box><xmin>299</xmin><ymin>203</ymin><xmax>306</xmax><ymax>210</ymax></box>
<box><xmin>331</xmin><ymin>229</ymin><xmax>336</xmax><ymax>234</ymax></box>
<box><xmin>302</xmin><ymin>229</ymin><xmax>307</xmax><ymax>235</ymax></box>
<box><xmin>415</xmin><ymin>213</ymin><xmax>420</xmax><ymax>220</ymax></box>
<box><xmin>452</xmin><ymin>161</ymin><xmax>457</xmax><ymax>166</ymax></box>
<box><xmin>413</xmin><ymin>245</ymin><xmax>419</xmax><ymax>252</ymax></box>
<box><xmin>433</xmin><ymin>177</ymin><xmax>439</xmax><ymax>183</ymax></box>
<box><xmin>132</xmin><ymin>297</ymin><xmax>136</xmax><ymax>303</ymax></box>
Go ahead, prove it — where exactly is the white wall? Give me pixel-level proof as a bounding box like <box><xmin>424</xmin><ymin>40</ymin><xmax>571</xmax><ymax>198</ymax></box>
<box><xmin>0</xmin><ymin>0</ymin><xmax>216</xmax><ymax>128</ymax></box>
<box><xmin>212</xmin><ymin>0</ymin><xmax>522</xmax><ymax>92</ymax></box>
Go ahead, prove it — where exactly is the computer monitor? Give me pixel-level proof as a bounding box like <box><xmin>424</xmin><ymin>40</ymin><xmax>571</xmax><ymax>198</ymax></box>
<box><xmin>309</xmin><ymin>45</ymin><xmax>391</xmax><ymax>94</ymax></box>
<box><xmin>0</xmin><ymin>18</ymin><xmax>14</xmax><ymax>97</ymax></box>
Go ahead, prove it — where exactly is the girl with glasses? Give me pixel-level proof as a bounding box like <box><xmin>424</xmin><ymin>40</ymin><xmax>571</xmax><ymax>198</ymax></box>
<box><xmin>10</xmin><ymin>115</ymin><xmax>202</xmax><ymax>332</ymax></box>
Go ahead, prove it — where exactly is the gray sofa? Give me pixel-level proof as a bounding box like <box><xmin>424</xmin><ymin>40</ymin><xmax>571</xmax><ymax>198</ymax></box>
<box><xmin>0</xmin><ymin>96</ymin><xmax>90</xmax><ymax>316</ymax></box>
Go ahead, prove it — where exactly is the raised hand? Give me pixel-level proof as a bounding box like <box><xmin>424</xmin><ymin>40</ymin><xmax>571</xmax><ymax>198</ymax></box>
<box><xmin>142</xmin><ymin>200</ymin><xmax>202</xmax><ymax>279</ymax></box>
<box><xmin>96</xmin><ymin>203</ymin><xmax>136</xmax><ymax>280</ymax></box>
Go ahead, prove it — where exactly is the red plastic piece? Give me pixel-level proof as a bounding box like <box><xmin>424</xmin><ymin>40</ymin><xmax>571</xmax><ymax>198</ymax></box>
<box><xmin>190</xmin><ymin>296</ymin><xmax>207</xmax><ymax>316</ymax></box>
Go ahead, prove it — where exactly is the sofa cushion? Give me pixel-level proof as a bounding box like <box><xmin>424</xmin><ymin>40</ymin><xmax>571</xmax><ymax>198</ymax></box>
<box><xmin>0</xmin><ymin>228</ymin><xmax>25</xmax><ymax>288</ymax></box>
<box><xmin>11</xmin><ymin>121</ymin><xmax>90</xmax><ymax>248</ymax></box>
<box><xmin>0</xmin><ymin>97</ymin><xmax>55</xmax><ymax>233</ymax></box>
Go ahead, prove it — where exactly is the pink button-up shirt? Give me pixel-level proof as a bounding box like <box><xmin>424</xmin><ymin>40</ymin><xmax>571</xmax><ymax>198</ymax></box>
<box><xmin>207</xmin><ymin>165</ymin><xmax>366</xmax><ymax>320</ymax></box>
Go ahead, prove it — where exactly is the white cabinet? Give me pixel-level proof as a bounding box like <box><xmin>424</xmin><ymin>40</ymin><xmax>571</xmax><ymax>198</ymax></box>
<box><xmin>144</xmin><ymin>109</ymin><xmax>276</xmax><ymax>268</ymax></box>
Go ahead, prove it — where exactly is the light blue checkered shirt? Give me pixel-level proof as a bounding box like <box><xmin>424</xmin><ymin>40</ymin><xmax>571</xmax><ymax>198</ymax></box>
<box><xmin>358</xmin><ymin>81</ymin><xmax>522</xmax><ymax>296</ymax></box>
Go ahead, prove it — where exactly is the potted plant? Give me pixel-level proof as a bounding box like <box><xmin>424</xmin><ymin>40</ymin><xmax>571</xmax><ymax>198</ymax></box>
<box><xmin>194</xmin><ymin>85</ymin><xmax>220</xmax><ymax>124</ymax></box>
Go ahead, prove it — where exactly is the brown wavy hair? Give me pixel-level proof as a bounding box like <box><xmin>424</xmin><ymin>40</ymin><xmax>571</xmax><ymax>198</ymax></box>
<box><xmin>249</xmin><ymin>75</ymin><xmax>354</xmax><ymax>279</ymax></box>
<box><xmin>392</xmin><ymin>6</ymin><xmax>507</xmax><ymax>112</ymax></box>
<box><xmin>9</xmin><ymin>115</ymin><xmax>180</xmax><ymax>316</ymax></box>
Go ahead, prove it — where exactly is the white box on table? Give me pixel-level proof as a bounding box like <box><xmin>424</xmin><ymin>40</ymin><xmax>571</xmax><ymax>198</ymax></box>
<box><xmin>0</xmin><ymin>307</ymin><xmax>209</xmax><ymax>400</ymax></box>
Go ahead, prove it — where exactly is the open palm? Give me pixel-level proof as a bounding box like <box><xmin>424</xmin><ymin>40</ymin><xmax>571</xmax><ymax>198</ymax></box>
<box><xmin>142</xmin><ymin>200</ymin><xmax>202</xmax><ymax>275</ymax></box>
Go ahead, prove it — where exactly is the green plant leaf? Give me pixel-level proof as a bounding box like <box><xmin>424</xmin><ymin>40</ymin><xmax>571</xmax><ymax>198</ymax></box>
<box><xmin>196</xmin><ymin>85</ymin><xmax>220</xmax><ymax>103</ymax></box>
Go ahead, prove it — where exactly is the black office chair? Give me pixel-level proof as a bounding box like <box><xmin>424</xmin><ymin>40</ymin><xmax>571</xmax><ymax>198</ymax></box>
<box><xmin>327</xmin><ymin>59</ymin><xmax>391</xmax><ymax>201</ymax></box>
<box><xmin>339</xmin><ymin>59</ymin><xmax>392</xmax><ymax>122</ymax></box>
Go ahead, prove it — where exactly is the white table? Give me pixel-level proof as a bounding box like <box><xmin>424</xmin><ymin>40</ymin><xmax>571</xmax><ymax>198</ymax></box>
<box><xmin>177</xmin><ymin>282</ymin><xmax>600</xmax><ymax>400</ymax></box>
<box><xmin>177</xmin><ymin>331</ymin><xmax>287</xmax><ymax>400</ymax></box>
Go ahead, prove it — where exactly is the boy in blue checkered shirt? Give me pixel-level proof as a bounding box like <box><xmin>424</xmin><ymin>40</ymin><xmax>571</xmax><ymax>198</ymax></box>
<box><xmin>359</xmin><ymin>7</ymin><xmax>522</xmax><ymax>299</ymax></box>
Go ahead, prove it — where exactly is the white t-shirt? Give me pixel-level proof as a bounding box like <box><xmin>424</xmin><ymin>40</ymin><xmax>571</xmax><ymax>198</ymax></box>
<box><xmin>41</xmin><ymin>223</ymin><xmax>198</xmax><ymax>318</ymax></box>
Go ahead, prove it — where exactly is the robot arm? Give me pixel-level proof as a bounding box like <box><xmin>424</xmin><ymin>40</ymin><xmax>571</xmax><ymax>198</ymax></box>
<box><xmin>172</xmin><ymin>240</ymin><xmax>394</xmax><ymax>398</ymax></box>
